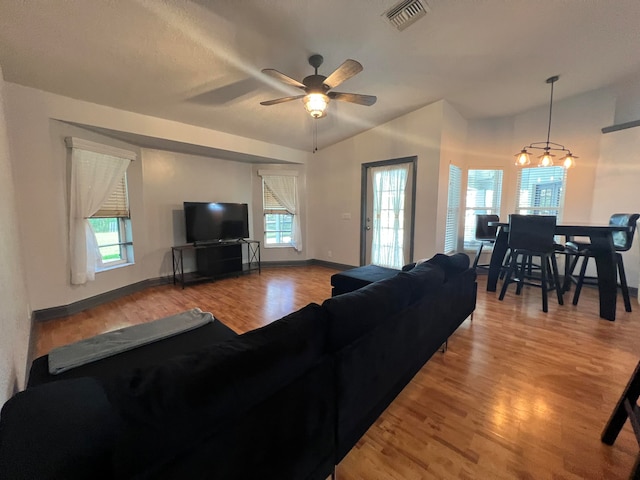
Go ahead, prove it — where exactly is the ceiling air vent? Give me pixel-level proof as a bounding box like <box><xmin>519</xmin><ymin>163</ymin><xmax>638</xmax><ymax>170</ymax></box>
<box><xmin>383</xmin><ymin>0</ymin><xmax>429</xmax><ymax>31</ymax></box>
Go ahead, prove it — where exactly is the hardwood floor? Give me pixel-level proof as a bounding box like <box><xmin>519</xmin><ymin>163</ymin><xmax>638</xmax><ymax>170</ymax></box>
<box><xmin>34</xmin><ymin>266</ymin><xmax>640</xmax><ymax>479</ymax></box>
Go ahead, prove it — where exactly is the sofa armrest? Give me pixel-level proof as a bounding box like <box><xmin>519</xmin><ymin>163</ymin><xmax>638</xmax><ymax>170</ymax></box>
<box><xmin>0</xmin><ymin>378</ymin><xmax>121</xmax><ymax>480</ymax></box>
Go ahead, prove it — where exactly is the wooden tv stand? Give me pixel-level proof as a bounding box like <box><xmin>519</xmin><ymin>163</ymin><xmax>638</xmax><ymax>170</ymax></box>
<box><xmin>171</xmin><ymin>240</ymin><xmax>260</xmax><ymax>288</ymax></box>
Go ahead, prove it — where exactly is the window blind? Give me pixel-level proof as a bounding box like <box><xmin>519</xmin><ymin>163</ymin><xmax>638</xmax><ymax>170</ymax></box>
<box><xmin>464</xmin><ymin>169</ymin><xmax>503</xmax><ymax>248</ymax></box>
<box><xmin>93</xmin><ymin>172</ymin><xmax>129</xmax><ymax>218</ymax></box>
<box><xmin>516</xmin><ymin>166</ymin><xmax>565</xmax><ymax>216</ymax></box>
<box><xmin>263</xmin><ymin>182</ymin><xmax>290</xmax><ymax>214</ymax></box>
<box><xmin>444</xmin><ymin>164</ymin><xmax>462</xmax><ymax>254</ymax></box>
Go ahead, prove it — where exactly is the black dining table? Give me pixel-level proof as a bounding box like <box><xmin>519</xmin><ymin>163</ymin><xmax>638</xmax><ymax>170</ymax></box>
<box><xmin>486</xmin><ymin>222</ymin><xmax>632</xmax><ymax>321</ymax></box>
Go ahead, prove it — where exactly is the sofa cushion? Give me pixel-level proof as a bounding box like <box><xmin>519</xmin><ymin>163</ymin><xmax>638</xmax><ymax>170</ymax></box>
<box><xmin>108</xmin><ymin>302</ymin><xmax>330</xmax><ymax>477</ymax></box>
<box><xmin>397</xmin><ymin>260</ymin><xmax>446</xmax><ymax>303</ymax></box>
<box><xmin>322</xmin><ymin>273</ymin><xmax>414</xmax><ymax>350</ymax></box>
<box><xmin>0</xmin><ymin>377</ymin><xmax>120</xmax><ymax>480</ymax></box>
<box><xmin>426</xmin><ymin>253</ymin><xmax>470</xmax><ymax>280</ymax></box>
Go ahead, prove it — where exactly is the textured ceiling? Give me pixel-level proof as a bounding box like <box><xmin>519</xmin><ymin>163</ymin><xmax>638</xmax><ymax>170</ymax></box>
<box><xmin>1</xmin><ymin>0</ymin><xmax>640</xmax><ymax>152</ymax></box>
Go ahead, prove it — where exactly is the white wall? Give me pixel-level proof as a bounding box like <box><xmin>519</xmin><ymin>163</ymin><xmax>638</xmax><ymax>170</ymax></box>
<box><xmin>142</xmin><ymin>149</ymin><xmax>254</xmax><ymax>277</ymax></box>
<box><xmin>308</xmin><ymin>100</ymin><xmax>447</xmax><ymax>267</ymax></box>
<box><xmin>6</xmin><ymin>117</ymin><xmax>148</xmax><ymax>310</ymax></box>
<box><xmin>440</xmin><ymin>101</ymin><xmax>469</xmax><ymax>252</ymax></box>
<box><xmin>591</xmin><ymin>127</ymin><xmax>640</xmax><ymax>294</ymax></box>
<box><xmin>3</xmin><ymin>82</ymin><xmax>309</xmax><ymax>312</ymax></box>
<box><xmin>0</xmin><ymin>67</ymin><xmax>31</xmax><ymax>403</ymax></box>
<box><xmin>610</xmin><ymin>69</ymin><xmax>640</xmax><ymax>126</ymax></box>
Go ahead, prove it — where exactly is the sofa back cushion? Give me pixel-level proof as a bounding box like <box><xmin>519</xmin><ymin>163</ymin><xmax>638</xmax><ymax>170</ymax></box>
<box><xmin>426</xmin><ymin>253</ymin><xmax>470</xmax><ymax>280</ymax></box>
<box><xmin>109</xmin><ymin>303</ymin><xmax>332</xmax><ymax>478</ymax></box>
<box><xmin>396</xmin><ymin>260</ymin><xmax>446</xmax><ymax>303</ymax></box>
<box><xmin>322</xmin><ymin>272</ymin><xmax>415</xmax><ymax>350</ymax></box>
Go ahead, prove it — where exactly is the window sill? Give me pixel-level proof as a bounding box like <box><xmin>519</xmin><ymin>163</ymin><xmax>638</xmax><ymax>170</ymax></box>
<box><xmin>96</xmin><ymin>261</ymin><xmax>134</xmax><ymax>273</ymax></box>
<box><xmin>264</xmin><ymin>244</ymin><xmax>295</xmax><ymax>249</ymax></box>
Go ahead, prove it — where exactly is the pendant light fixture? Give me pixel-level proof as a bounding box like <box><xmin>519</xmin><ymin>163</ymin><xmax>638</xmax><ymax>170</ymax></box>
<box><xmin>514</xmin><ymin>75</ymin><xmax>578</xmax><ymax>169</ymax></box>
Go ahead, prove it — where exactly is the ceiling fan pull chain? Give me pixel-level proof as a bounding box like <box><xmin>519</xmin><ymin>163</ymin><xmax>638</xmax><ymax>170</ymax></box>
<box><xmin>313</xmin><ymin>120</ymin><xmax>318</xmax><ymax>153</ymax></box>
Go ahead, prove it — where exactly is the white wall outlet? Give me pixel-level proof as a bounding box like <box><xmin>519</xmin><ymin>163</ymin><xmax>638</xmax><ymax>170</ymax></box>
<box><xmin>341</xmin><ymin>213</ymin><xmax>351</xmax><ymax>220</ymax></box>
<box><xmin>328</xmin><ymin>250</ymin><xmax>332</xmax><ymax>258</ymax></box>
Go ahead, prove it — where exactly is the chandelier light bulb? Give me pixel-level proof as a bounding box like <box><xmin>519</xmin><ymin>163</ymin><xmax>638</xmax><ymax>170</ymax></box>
<box><xmin>515</xmin><ymin>149</ymin><xmax>531</xmax><ymax>166</ymax></box>
<box><xmin>562</xmin><ymin>153</ymin><xmax>576</xmax><ymax>169</ymax></box>
<box><xmin>303</xmin><ymin>93</ymin><xmax>329</xmax><ymax>119</ymax></box>
<box><xmin>538</xmin><ymin>151</ymin><xmax>554</xmax><ymax>167</ymax></box>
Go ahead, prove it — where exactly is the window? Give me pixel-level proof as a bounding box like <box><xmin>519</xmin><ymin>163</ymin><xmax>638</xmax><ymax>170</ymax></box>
<box><xmin>516</xmin><ymin>166</ymin><xmax>566</xmax><ymax>217</ymax></box>
<box><xmin>67</xmin><ymin>137</ymin><xmax>135</xmax><ymax>284</ymax></box>
<box><xmin>263</xmin><ymin>181</ymin><xmax>293</xmax><ymax>245</ymax></box>
<box><xmin>464</xmin><ymin>169</ymin><xmax>503</xmax><ymax>249</ymax></box>
<box><xmin>260</xmin><ymin>172</ymin><xmax>301</xmax><ymax>250</ymax></box>
<box><xmin>444</xmin><ymin>164</ymin><xmax>462</xmax><ymax>254</ymax></box>
<box><xmin>88</xmin><ymin>172</ymin><xmax>133</xmax><ymax>267</ymax></box>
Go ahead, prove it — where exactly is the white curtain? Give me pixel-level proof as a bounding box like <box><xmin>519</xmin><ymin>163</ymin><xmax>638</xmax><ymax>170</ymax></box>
<box><xmin>261</xmin><ymin>174</ymin><xmax>302</xmax><ymax>252</ymax></box>
<box><xmin>69</xmin><ymin>149</ymin><xmax>130</xmax><ymax>284</ymax></box>
<box><xmin>371</xmin><ymin>164</ymin><xmax>409</xmax><ymax>269</ymax></box>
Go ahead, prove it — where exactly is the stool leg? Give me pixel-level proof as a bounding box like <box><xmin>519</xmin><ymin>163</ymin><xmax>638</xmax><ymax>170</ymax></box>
<box><xmin>473</xmin><ymin>242</ymin><xmax>484</xmax><ymax>269</ymax></box>
<box><xmin>541</xmin><ymin>254</ymin><xmax>548</xmax><ymax>313</ymax></box>
<box><xmin>499</xmin><ymin>250</ymin><xmax>511</xmax><ymax>280</ymax></box>
<box><xmin>572</xmin><ymin>256</ymin><xmax>589</xmax><ymax>306</ymax></box>
<box><xmin>499</xmin><ymin>255</ymin><xmax>517</xmax><ymax>301</ymax></box>
<box><xmin>551</xmin><ymin>254</ymin><xmax>564</xmax><ymax>306</ymax></box>
<box><xmin>516</xmin><ymin>254</ymin><xmax>526</xmax><ymax>296</ymax></box>
<box><xmin>562</xmin><ymin>253</ymin><xmax>579</xmax><ymax>293</ymax></box>
<box><xmin>617</xmin><ymin>253</ymin><xmax>633</xmax><ymax>312</ymax></box>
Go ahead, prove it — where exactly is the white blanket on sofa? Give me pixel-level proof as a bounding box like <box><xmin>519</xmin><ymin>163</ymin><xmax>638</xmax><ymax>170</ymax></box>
<box><xmin>48</xmin><ymin>308</ymin><xmax>215</xmax><ymax>374</ymax></box>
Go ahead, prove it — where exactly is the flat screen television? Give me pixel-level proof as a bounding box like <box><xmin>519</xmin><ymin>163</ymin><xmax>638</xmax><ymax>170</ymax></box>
<box><xmin>184</xmin><ymin>202</ymin><xmax>249</xmax><ymax>244</ymax></box>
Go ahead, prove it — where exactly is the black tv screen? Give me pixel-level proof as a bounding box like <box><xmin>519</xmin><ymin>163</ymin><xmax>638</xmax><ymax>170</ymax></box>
<box><xmin>184</xmin><ymin>202</ymin><xmax>249</xmax><ymax>243</ymax></box>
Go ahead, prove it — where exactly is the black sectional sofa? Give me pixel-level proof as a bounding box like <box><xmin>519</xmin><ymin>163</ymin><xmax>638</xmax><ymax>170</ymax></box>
<box><xmin>0</xmin><ymin>253</ymin><xmax>477</xmax><ymax>479</ymax></box>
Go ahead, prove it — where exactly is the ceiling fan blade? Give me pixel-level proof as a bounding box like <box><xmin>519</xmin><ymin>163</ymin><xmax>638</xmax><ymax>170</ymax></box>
<box><xmin>323</xmin><ymin>59</ymin><xmax>363</xmax><ymax>89</ymax></box>
<box><xmin>260</xmin><ymin>95</ymin><xmax>305</xmax><ymax>106</ymax></box>
<box><xmin>261</xmin><ymin>69</ymin><xmax>306</xmax><ymax>89</ymax></box>
<box><xmin>328</xmin><ymin>92</ymin><xmax>377</xmax><ymax>106</ymax></box>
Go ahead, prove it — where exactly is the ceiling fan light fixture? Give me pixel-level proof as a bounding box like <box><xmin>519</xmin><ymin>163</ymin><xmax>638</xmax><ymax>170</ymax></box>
<box><xmin>303</xmin><ymin>93</ymin><xmax>329</xmax><ymax>119</ymax></box>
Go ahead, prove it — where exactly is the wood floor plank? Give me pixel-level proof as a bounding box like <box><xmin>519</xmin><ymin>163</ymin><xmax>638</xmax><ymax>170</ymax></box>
<box><xmin>33</xmin><ymin>266</ymin><xmax>640</xmax><ymax>479</ymax></box>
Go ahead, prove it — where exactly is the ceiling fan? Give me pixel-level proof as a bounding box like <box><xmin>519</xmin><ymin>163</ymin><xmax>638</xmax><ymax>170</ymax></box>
<box><xmin>260</xmin><ymin>54</ymin><xmax>377</xmax><ymax>119</ymax></box>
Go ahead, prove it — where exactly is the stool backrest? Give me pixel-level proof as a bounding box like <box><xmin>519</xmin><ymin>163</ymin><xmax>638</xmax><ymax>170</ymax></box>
<box><xmin>507</xmin><ymin>214</ymin><xmax>556</xmax><ymax>253</ymax></box>
<box><xmin>475</xmin><ymin>214</ymin><xmax>500</xmax><ymax>241</ymax></box>
<box><xmin>610</xmin><ymin>213</ymin><xmax>640</xmax><ymax>251</ymax></box>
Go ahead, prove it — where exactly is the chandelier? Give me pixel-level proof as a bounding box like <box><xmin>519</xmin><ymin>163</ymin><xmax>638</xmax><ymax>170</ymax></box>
<box><xmin>514</xmin><ymin>75</ymin><xmax>577</xmax><ymax>169</ymax></box>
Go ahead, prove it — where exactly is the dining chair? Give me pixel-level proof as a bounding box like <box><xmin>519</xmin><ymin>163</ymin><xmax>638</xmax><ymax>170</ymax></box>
<box><xmin>472</xmin><ymin>214</ymin><xmax>500</xmax><ymax>271</ymax></box>
<box><xmin>564</xmin><ymin>213</ymin><xmax>640</xmax><ymax>312</ymax></box>
<box><xmin>498</xmin><ymin>214</ymin><xmax>564</xmax><ymax>313</ymax></box>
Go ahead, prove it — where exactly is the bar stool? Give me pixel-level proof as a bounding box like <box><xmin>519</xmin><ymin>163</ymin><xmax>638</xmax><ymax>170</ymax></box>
<box><xmin>499</xmin><ymin>214</ymin><xmax>564</xmax><ymax>313</ymax></box>
<box><xmin>472</xmin><ymin>214</ymin><xmax>500</xmax><ymax>271</ymax></box>
<box><xmin>564</xmin><ymin>213</ymin><xmax>639</xmax><ymax>312</ymax></box>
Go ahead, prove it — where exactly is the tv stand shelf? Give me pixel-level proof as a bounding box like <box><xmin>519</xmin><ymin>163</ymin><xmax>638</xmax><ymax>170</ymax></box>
<box><xmin>172</xmin><ymin>240</ymin><xmax>261</xmax><ymax>289</ymax></box>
